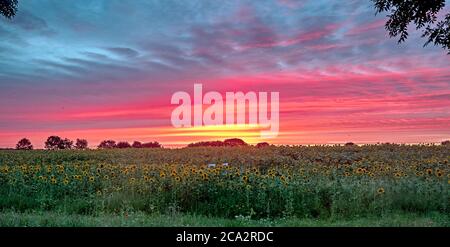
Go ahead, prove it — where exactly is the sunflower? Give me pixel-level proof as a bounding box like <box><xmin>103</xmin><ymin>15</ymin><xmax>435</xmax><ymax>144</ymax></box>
<box><xmin>426</xmin><ymin>168</ymin><xmax>433</xmax><ymax>175</ymax></box>
<box><xmin>377</xmin><ymin>187</ymin><xmax>385</xmax><ymax>195</ymax></box>
<box><xmin>436</xmin><ymin>171</ymin><xmax>444</xmax><ymax>178</ymax></box>
<box><xmin>89</xmin><ymin>176</ymin><xmax>95</xmax><ymax>182</ymax></box>
<box><xmin>175</xmin><ymin>176</ymin><xmax>181</xmax><ymax>182</ymax></box>
<box><xmin>57</xmin><ymin>166</ymin><xmax>64</xmax><ymax>174</ymax></box>
<box><xmin>242</xmin><ymin>175</ymin><xmax>249</xmax><ymax>183</ymax></box>
<box><xmin>63</xmin><ymin>179</ymin><xmax>69</xmax><ymax>185</ymax></box>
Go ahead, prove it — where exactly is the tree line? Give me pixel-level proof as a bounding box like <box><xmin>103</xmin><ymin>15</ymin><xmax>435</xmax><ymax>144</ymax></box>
<box><xmin>14</xmin><ymin>137</ymin><xmax>162</xmax><ymax>150</ymax></box>
<box><xmin>187</xmin><ymin>138</ymin><xmax>271</xmax><ymax>148</ymax></box>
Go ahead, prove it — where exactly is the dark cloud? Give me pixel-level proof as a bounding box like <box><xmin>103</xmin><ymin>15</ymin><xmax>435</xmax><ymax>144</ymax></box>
<box><xmin>81</xmin><ymin>51</ymin><xmax>110</xmax><ymax>60</ymax></box>
<box><xmin>12</xmin><ymin>12</ymin><xmax>47</xmax><ymax>31</ymax></box>
<box><xmin>106</xmin><ymin>47</ymin><xmax>139</xmax><ymax>58</ymax></box>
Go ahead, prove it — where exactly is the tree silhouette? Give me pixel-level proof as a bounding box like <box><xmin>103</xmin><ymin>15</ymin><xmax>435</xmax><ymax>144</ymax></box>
<box><xmin>116</xmin><ymin>141</ymin><xmax>131</xmax><ymax>149</ymax></box>
<box><xmin>0</xmin><ymin>0</ymin><xmax>18</xmax><ymax>19</ymax></box>
<box><xmin>223</xmin><ymin>138</ymin><xmax>248</xmax><ymax>147</ymax></box>
<box><xmin>97</xmin><ymin>140</ymin><xmax>116</xmax><ymax>149</ymax></box>
<box><xmin>45</xmin><ymin>136</ymin><xmax>62</xmax><ymax>150</ymax></box>
<box><xmin>75</xmin><ymin>139</ymin><xmax>88</xmax><ymax>149</ymax></box>
<box><xmin>372</xmin><ymin>0</ymin><xmax>450</xmax><ymax>53</ymax></box>
<box><xmin>61</xmin><ymin>138</ymin><xmax>73</xmax><ymax>149</ymax></box>
<box><xmin>256</xmin><ymin>142</ymin><xmax>270</xmax><ymax>148</ymax></box>
<box><xmin>16</xmin><ymin>138</ymin><xmax>33</xmax><ymax>150</ymax></box>
<box><xmin>132</xmin><ymin>141</ymin><xmax>142</xmax><ymax>148</ymax></box>
<box><xmin>187</xmin><ymin>138</ymin><xmax>247</xmax><ymax>147</ymax></box>
<box><xmin>45</xmin><ymin>136</ymin><xmax>73</xmax><ymax>150</ymax></box>
<box><xmin>141</xmin><ymin>141</ymin><xmax>162</xmax><ymax>148</ymax></box>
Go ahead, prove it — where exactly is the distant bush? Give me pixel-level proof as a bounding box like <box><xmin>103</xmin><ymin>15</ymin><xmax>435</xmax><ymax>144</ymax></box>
<box><xmin>256</xmin><ymin>142</ymin><xmax>270</xmax><ymax>148</ymax></box>
<box><xmin>116</xmin><ymin>142</ymin><xmax>131</xmax><ymax>149</ymax></box>
<box><xmin>188</xmin><ymin>138</ymin><xmax>248</xmax><ymax>147</ymax></box>
<box><xmin>441</xmin><ymin>140</ymin><xmax>450</xmax><ymax>146</ymax></box>
<box><xmin>75</xmin><ymin>139</ymin><xmax>88</xmax><ymax>149</ymax></box>
<box><xmin>141</xmin><ymin>141</ymin><xmax>162</xmax><ymax>148</ymax></box>
<box><xmin>132</xmin><ymin>141</ymin><xmax>142</xmax><ymax>148</ymax></box>
<box><xmin>97</xmin><ymin>140</ymin><xmax>116</xmax><ymax>149</ymax></box>
<box><xmin>223</xmin><ymin>138</ymin><xmax>248</xmax><ymax>146</ymax></box>
<box><xmin>97</xmin><ymin>140</ymin><xmax>161</xmax><ymax>149</ymax></box>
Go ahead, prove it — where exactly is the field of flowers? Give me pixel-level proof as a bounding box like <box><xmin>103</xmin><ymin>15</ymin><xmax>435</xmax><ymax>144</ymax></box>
<box><xmin>0</xmin><ymin>144</ymin><xmax>448</xmax><ymax>222</ymax></box>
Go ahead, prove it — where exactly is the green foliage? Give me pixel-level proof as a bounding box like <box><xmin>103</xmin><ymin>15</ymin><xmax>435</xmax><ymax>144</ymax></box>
<box><xmin>372</xmin><ymin>0</ymin><xmax>450</xmax><ymax>53</ymax></box>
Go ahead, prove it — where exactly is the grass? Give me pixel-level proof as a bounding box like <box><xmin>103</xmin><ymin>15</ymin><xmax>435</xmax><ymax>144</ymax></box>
<box><xmin>0</xmin><ymin>210</ymin><xmax>448</xmax><ymax>227</ymax></box>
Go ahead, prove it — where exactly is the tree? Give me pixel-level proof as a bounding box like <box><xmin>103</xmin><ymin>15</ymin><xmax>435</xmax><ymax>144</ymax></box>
<box><xmin>116</xmin><ymin>141</ymin><xmax>131</xmax><ymax>149</ymax></box>
<box><xmin>75</xmin><ymin>139</ymin><xmax>88</xmax><ymax>149</ymax></box>
<box><xmin>45</xmin><ymin>136</ymin><xmax>62</xmax><ymax>150</ymax></box>
<box><xmin>97</xmin><ymin>140</ymin><xmax>116</xmax><ymax>149</ymax></box>
<box><xmin>45</xmin><ymin>136</ymin><xmax>72</xmax><ymax>150</ymax></box>
<box><xmin>0</xmin><ymin>0</ymin><xmax>18</xmax><ymax>19</ymax></box>
<box><xmin>16</xmin><ymin>138</ymin><xmax>33</xmax><ymax>150</ymax></box>
<box><xmin>223</xmin><ymin>138</ymin><xmax>248</xmax><ymax>147</ymax></box>
<box><xmin>372</xmin><ymin>0</ymin><xmax>450</xmax><ymax>53</ymax></box>
<box><xmin>256</xmin><ymin>142</ymin><xmax>270</xmax><ymax>148</ymax></box>
<box><xmin>132</xmin><ymin>141</ymin><xmax>142</xmax><ymax>148</ymax></box>
<box><xmin>187</xmin><ymin>138</ymin><xmax>247</xmax><ymax>147</ymax></box>
<box><xmin>187</xmin><ymin>141</ymin><xmax>226</xmax><ymax>147</ymax></box>
<box><xmin>61</xmin><ymin>138</ymin><xmax>73</xmax><ymax>149</ymax></box>
<box><xmin>345</xmin><ymin>142</ymin><xmax>355</xmax><ymax>146</ymax></box>
<box><xmin>141</xmin><ymin>141</ymin><xmax>162</xmax><ymax>148</ymax></box>
<box><xmin>442</xmin><ymin>140</ymin><xmax>450</xmax><ymax>145</ymax></box>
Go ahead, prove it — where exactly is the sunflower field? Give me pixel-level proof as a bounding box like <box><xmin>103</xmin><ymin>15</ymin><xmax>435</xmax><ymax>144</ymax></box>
<box><xmin>0</xmin><ymin>144</ymin><xmax>448</xmax><ymax>221</ymax></box>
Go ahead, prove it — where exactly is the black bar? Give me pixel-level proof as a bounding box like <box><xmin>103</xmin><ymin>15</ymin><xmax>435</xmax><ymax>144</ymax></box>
<box><xmin>1</xmin><ymin>227</ymin><xmax>447</xmax><ymax>246</ymax></box>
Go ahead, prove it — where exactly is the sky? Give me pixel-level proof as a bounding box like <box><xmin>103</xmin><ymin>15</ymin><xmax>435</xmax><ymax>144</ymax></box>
<box><xmin>0</xmin><ymin>0</ymin><xmax>449</xmax><ymax>148</ymax></box>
